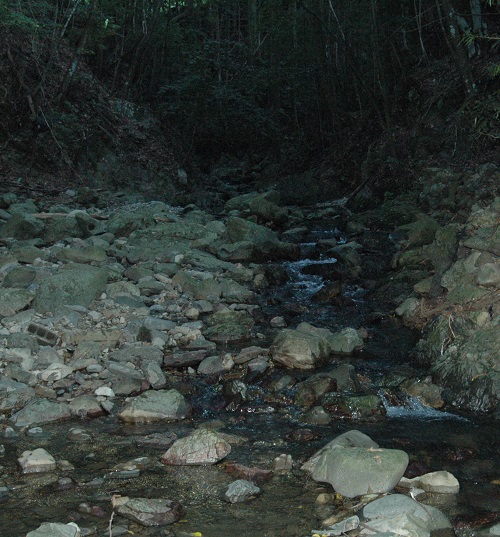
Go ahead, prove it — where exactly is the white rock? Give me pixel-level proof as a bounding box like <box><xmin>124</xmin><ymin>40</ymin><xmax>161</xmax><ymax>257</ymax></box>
<box><xmin>18</xmin><ymin>448</ymin><xmax>57</xmax><ymax>474</ymax></box>
<box><xmin>398</xmin><ymin>470</ymin><xmax>459</xmax><ymax>494</ymax></box>
<box><xmin>273</xmin><ymin>453</ymin><xmax>293</xmax><ymax>473</ymax></box>
<box><xmin>94</xmin><ymin>386</ymin><xmax>115</xmax><ymax>398</ymax></box>
<box><xmin>39</xmin><ymin>363</ymin><xmax>74</xmax><ymax>382</ymax></box>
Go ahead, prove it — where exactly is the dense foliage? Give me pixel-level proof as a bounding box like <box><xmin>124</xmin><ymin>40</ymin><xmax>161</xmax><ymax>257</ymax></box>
<box><xmin>1</xmin><ymin>0</ymin><xmax>499</xmax><ymax>183</ymax></box>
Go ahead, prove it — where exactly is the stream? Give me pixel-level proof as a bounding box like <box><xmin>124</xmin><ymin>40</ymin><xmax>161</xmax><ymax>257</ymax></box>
<box><xmin>0</xmin><ymin>223</ymin><xmax>499</xmax><ymax>537</ymax></box>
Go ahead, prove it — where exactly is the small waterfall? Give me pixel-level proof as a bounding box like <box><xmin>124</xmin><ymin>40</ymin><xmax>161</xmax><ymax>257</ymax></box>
<box><xmin>284</xmin><ymin>257</ymin><xmax>338</xmax><ymax>302</ymax></box>
<box><xmin>379</xmin><ymin>391</ymin><xmax>468</xmax><ymax>420</ymax></box>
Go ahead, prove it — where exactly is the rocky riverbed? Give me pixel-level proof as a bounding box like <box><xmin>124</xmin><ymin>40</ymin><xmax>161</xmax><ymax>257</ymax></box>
<box><xmin>0</xmin><ymin>167</ymin><xmax>499</xmax><ymax>537</ymax></box>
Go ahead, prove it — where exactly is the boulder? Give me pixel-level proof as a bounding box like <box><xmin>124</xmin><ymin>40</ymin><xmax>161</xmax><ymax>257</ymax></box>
<box><xmin>224</xmin><ymin>479</ymin><xmax>261</xmax><ymax>503</ymax></box>
<box><xmin>204</xmin><ymin>309</ymin><xmax>254</xmax><ymax>343</ymax></box>
<box><xmin>311</xmin><ymin>446</ymin><xmax>409</xmax><ymax>498</ymax></box>
<box><xmin>34</xmin><ymin>265</ymin><xmax>108</xmax><ymax>313</ymax></box>
<box><xmin>118</xmin><ymin>389</ymin><xmax>191</xmax><ymax>423</ymax></box>
<box><xmin>398</xmin><ymin>471</ymin><xmax>460</xmax><ymax>494</ymax></box>
<box><xmin>270</xmin><ymin>323</ymin><xmax>333</xmax><ymax>369</ymax></box>
<box><xmin>26</xmin><ymin>523</ymin><xmax>81</xmax><ymax>537</ymax></box>
<box><xmin>0</xmin><ymin>213</ymin><xmax>44</xmax><ymax>240</ymax></box>
<box><xmin>327</xmin><ymin>327</ymin><xmax>364</xmax><ymax>355</ymax></box>
<box><xmin>10</xmin><ymin>398</ymin><xmax>71</xmax><ymax>428</ymax></box>
<box><xmin>0</xmin><ymin>288</ymin><xmax>34</xmax><ymax>317</ymax></box>
<box><xmin>115</xmin><ymin>497</ymin><xmax>184</xmax><ymax>526</ymax></box>
<box><xmin>161</xmin><ymin>428</ymin><xmax>231</xmax><ymax>465</ymax></box>
<box><xmin>360</xmin><ymin>494</ymin><xmax>452</xmax><ymax>537</ymax></box>
<box><xmin>301</xmin><ymin>430</ymin><xmax>379</xmax><ymax>473</ymax></box>
<box><xmin>18</xmin><ymin>448</ymin><xmax>57</xmax><ymax>474</ymax></box>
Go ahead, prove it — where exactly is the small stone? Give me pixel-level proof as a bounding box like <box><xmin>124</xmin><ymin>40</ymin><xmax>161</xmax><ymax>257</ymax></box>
<box><xmin>94</xmin><ymin>386</ymin><xmax>115</xmax><ymax>397</ymax></box>
<box><xmin>273</xmin><ymin>453</ymin><xmax>293</xmax><ymax>474</ymax></box>
<box><xmin>224</xmin><ymin>479</ymin><xmax>261</xmax><ymax>503</ymax></box>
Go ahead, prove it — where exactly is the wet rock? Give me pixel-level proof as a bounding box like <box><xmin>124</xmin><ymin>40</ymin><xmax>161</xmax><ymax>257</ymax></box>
<box><xmin>360</xmin><ymin>494</ymin><xmax>452</xmax><ymax>537</ymax></box>
<box><xmin>119</xmin><ymin>389</ymin><xmax>191</xmax><ymax>423</ymax></box>
<box><xmin>400</xmin><ymin>379</ymin><xmax>444</xmax><ymax>408</ymax></box>
<box><xmin>312</xmin><ymin>515</ymin><xmax>360</xmax><ymax>536</ymax></box>
<box><xmin>328</xmin><ymin>327</ymin><xmax>364</xmax><ymax>355</ymax></box>
<box><xmin>224</xmin><ymin>462</ymin><xmax>272</xmax><ymax>485</ymax></box>
<box><xmin>224</xmin><ymin>479</ymin><xmax>261</xmax><ymax>503</ymax></box>
<box><xmin>26</xmin><ymin>522</ymin><xmax>81</xmax><ymax>537</ymax></box>
<box><xmin>295</xmin><ymin>374</ymin><xmax>338</xmax><ymax>407</ymax></box>
<box><xmin>273</xmin><ymin>453</ymin><xmax>293</xmax><ymax>474</ymax></box>
<box><xmin>399</xmin><ymin>470</ymin><xmax>460</xmax><ymax>494</ymax></box>
<box><xmin>302</xmin><ymin>406</ymin><xmax>332</xmax><ymax>425</ymax></box>
<box><xmin>431</xmin><ymin>323</ymin><xmax>500</xmax><ymax>413</ymax></box>
<box><xmin>161</xmin><ymin>428</ymin><xmax>231</xmax><ymax>465</ymax></box>
<box><xmin>270</xmin><ymin>323</ymin><xmax>333</xmax><ymax>369</ymax></box>
<box><xmin>136</xmin><ymin>432</ymin><xmax>178</xmax><ymax>450</ymax></box>
<box><xmin>312</xmin><ymin>446</ymin><xmax>409</xmax><ymax>498</ymax></box>
<box><xmin>302</xmin><ymin>430</ymin><xmax>379</xmax><ymax>474</ymax></box>
<box><xmin>10</xmin><ymin>398</ymin><xmax>71</xmax><ymax>428</ymax></box>
<box><xmin>115</xmin><ymin>497</ymin><xmax>184</xmax><ymax>526</ymax></box>
<box><xmin>18</xmin><ymin>447</ymin><xmax>57</xmax><ymax>474</ymax></box>
<box><xmin>320</xmin><ymin>393</ymin><xmax>386</xmax><ymax>420</ymax></box>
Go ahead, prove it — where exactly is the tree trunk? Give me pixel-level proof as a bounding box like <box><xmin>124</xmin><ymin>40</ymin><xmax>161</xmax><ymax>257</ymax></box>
<box><xmin>438</xmin><ymin>0</ymin><xmax>477</xmax><ymax>97</ymax></box>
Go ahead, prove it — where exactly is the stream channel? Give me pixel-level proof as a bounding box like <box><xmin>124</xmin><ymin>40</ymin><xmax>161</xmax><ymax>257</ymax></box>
<box><xmin>0</xmin><ymin>222</ymin><xmax>499</xmax><ymax>537</ymax></box>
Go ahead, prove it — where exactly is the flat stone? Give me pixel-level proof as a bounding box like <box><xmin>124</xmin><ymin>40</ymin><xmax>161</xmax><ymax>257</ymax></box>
<box><xmin>224</xmin><ymin>479</ymin><xmax>261</xmax><ymax>503</ymax></box>
<box><xmin>26</xmin><ymin>523</ymin><xmax>81</xmax><ymax>537</ymax></box>
<box><xmin>0</xmin><ymin>288</ymin><xmax>35</xmax><ymax>317</ymax></box>
<box><xmin>34</xmin><ymin>265</ymin><xmax>108</xmax><ymax>313</ymax></box>
<box><xmin>361</xmin><ymin>494</ymin><xmax>452</xmax><ymax>537</ymax></box>
<box><xmin>115</xmin><ymin>497</ymin><xmax>184</xmax><ymax>527</ymax></box>
<box><xmin>118</xmin><ymin>389</ymin><xmax>192</xmax><ymax>423</ymax></box>
<box><xmin>10</xmin><ymin>398</ymin><xmax>71</xmax><ymax>428</ymax></box>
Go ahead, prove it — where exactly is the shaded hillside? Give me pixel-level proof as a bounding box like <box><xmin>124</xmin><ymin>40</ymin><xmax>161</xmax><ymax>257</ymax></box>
<box><xmin>0</xmin><ymin>1</ymin><xmax>499</xmax><ymax>206</ymax></box>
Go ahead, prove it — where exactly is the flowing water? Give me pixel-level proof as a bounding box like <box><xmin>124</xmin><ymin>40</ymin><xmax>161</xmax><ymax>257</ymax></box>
<box><xmin>1</xmin><ymin>225</ymin><xmax>499</xmax><ymax>537</ymax></box>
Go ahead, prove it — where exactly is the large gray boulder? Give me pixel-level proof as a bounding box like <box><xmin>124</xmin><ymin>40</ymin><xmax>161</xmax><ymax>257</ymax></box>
<box><xmin>118</xmin><ymin>389</ymin><xmax>192</xmax><ymax>423</ymax></box>
<box><xmin>360</xmin><ymin>494</ymin><xmax>452</xmax><ymax>537</ymax></box>
<box><xmin>302</xmin><ymin>430</ymin><xmax>379</xmax><ymax>473</ymax></box>
<box><xmin>34</xmin><ymin>265</ymin><xmax>108</xmax><ymax>313</ymax></box>
<box><xmin>270</xmin><ymin>323</ymin><xmax>333</xmax><ymax>369</ymax></box>
<box><xmin>0</xmin><ymin>213</ymin><xmax>44</xmax><ymax>240</ymax></box>
<box><xmin>271</xmin><ymin>323</ymin><xmax>363</xmax><ymax>369</ymax></box>
<box><xmin>10</xmin><ymin>398</ymin><xmax>71</xmax><ymax>428</ymax></box>
<box><xmin>161</xmin><ymin>428</ymin><xmax>231</xmax><ymax>465</ymax></box>
<box><xmin>312</xmin><ymin>446</ymin><xmax>409</xmax><ymax>498</ymax></box>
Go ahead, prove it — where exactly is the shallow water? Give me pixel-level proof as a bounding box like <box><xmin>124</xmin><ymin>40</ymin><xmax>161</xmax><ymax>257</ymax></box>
<box><xmin>1</xmin><ymin>226</ymin><xmax>499</xmax><ymax>537</ymax></box>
